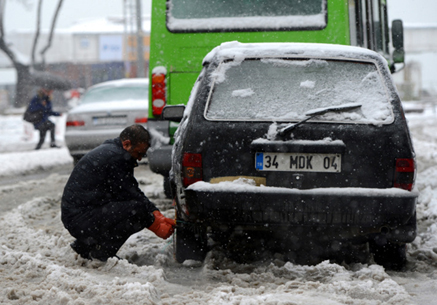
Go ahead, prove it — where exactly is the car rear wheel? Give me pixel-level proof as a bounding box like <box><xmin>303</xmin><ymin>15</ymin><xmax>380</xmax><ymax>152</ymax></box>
<box><xmin>163</xmin><ymin>176</ymin><xmax>172</xmax><ymax>199</ymax></box>
<box><xmin>370</xmin><ymin>241</ymin><xmax>407</xmax><ymax>270</ymax></box>
<box><xmin>72</xmin><ymin>155</ymin><xmax>82</xmax><ymax>166</ymax></box>
<box><xmin>174</xmin><ymin>222</ymin><xmax>207</xmax><ymax>263</ymax></box>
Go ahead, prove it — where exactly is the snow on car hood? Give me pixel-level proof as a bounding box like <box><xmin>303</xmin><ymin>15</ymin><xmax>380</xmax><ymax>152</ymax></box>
<box><xmin>68</xmin><ymin>99</ymin><xmax>148</xmax><ymax>114</ymax></box>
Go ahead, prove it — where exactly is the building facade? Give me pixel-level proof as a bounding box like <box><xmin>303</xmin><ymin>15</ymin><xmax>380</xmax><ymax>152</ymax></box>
<box><xmin>0</xmin><ymin>19</ymin><xmax>436</xmax><ymax>110</ymax></box>
<box><xmin>0</xmin><ymin>16</ymin><xmax>151</xmax><ymax>109</ymax></box>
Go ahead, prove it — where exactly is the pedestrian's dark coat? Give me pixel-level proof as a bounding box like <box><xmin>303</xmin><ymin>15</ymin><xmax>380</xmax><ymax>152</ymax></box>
<box><xmin>28</xmin><ymin>94</ymin><xmax>60</xmax><ymax>128</ymax></box>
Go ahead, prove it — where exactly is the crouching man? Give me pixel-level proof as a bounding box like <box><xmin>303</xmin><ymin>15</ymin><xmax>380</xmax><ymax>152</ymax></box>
<box><xmin>61</xmin><ymin>124</ymin><xmax>175</xmax><ymax>261</ymax></box>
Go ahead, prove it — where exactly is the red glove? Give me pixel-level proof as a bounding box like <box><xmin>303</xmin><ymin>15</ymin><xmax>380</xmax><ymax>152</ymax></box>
<box><xmin>148</xmin><ymin>210</ymin><xmax>176</xmax><ymax>239</ymax></box>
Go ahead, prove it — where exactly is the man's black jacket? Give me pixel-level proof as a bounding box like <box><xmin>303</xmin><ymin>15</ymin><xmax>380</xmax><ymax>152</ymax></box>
<box><xmin>61</xmin><ymin>138</ymin><xmax>157</xmax><ymax>226</ymax></box>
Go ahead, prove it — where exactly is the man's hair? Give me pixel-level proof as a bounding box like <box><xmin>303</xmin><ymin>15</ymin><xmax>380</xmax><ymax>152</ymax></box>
<box><xmin>120</xmin><ymin>124</ymin><xmax>151</xmax><ymax>147</ymax></box>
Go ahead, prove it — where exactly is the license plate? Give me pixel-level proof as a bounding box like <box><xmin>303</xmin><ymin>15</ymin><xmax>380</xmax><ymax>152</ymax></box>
<box><xmin>93</xmin><ymin>116</ymin><xmax>127</xmax><ymax>126</ymax></box>
<box><xmin>256</xmin><ymin>152</ymin><xmax>341</xmax><ymax>172</ymax></box>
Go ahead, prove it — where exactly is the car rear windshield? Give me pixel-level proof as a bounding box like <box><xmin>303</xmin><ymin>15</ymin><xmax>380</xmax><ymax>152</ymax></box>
<box><xmin>81</xmin><ymin>86</ymin><xmax>148</xmax><ymax>104</ymax></box>
<box><xmin>167</xmin><ymin>0</ymin><xmax>326</xmax><ymax>32</ymax></box>
<box><xmin>205</xmin><ymin>58</ymin><xmax>393</xmax><ymax>124</ymax></box>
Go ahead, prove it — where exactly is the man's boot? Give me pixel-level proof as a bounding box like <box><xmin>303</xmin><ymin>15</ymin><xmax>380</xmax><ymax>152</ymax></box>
<box><xmin>70</xmin><ymin>240</ymin><xmax>91</xmax><ymax>259</ymax></box>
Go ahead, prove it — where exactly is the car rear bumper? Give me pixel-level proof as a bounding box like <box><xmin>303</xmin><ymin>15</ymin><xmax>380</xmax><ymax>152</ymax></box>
<box><xmin>184</xmin><ymin>182</ymin><xmax>418</xmax><ymax>242</ymax></box>
<box><xmin>65</xmin><ymin>128</ymin><xmax>122</xmax><ymax>156</ymax></box>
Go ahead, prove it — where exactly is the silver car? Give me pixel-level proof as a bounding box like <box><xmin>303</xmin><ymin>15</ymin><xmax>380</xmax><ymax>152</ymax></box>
<box><xmin>65</xmin><ymin>78</ymin><xmax>149</xmax><ymax>164</ymax></box>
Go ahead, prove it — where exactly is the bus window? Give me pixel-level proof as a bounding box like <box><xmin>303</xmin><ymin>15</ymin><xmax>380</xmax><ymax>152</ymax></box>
<box><xmin>365</xmin><ymin>0</ymin><xmax>390</xmax><ymax>54</ymax></box>
<box><xmin>373</xmin><ymin>0</ymin><xmax>382</xmax><ymax>51</ymax></box>
<box><xmin>374</xmin><ymin>0</ymin><xmax>390</xmax><ymax>55</ymax></box>
<box><xmin>351</xmin><ymin>0</ymin><xmax>381</xmax><ymax>51</ymax></box>
<box><xmin>351</xmin><ymin>0</ymin><xmax>368</xmax><ymax>48</ymax></box>
<box><xmin>364</xmin><ymin>0</ymin><xmax>374</xmax><ymax>50</ymax></box>
<box><xmin>167</xmin><ymin>0</ymin><xmax>327</xmax><ymax>32</ymax></box>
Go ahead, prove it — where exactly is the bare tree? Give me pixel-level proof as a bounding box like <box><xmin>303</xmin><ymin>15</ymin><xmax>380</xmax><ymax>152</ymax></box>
<box><xmin>0</xmin><ymin>0</ymin><xmax>70</xmax><ymax>107</ymax></box>
<box><xmin>31</xmin><ymin>0</ymin><xmax>43</xmax><ymax>69</ymax></box>
<box><xmin>39</xmin><ymin>0</ymin><xmax>64</xmax><ymax>69</ymax></box>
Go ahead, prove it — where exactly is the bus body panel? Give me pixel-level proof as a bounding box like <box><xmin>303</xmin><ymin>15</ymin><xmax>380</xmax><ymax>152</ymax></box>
<box><xmin>149</xmin><ymin>0</ymin><xmax>351</xmax><ymax>117</ymax></box>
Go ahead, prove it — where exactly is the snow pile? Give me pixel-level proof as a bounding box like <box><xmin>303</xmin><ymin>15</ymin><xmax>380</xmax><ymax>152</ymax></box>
<box><xmin>0</xmin><ymin>148</ymin><xmax>72</xmax><ymax>177</ymax></box>
<box><xmin>0</xmin><ymin>171</ymin><xmax>169</xmax><ymax>305</ymax></box>
<box><xmin>1</xmin><ymin>109</ymin><xmax>437</xmax><ymax>304</ymax></box>
<box><xmin>403</xmin><ymin>113</ymin><xmax>437</xmax><ymax>271</ymax></box>
<box><xmin>0</xmin><ymin>194</ymin><xmax>414</xmax><ymax>304</ymax></box>
<box><xmin>0</xmin><ymin>114</ymin><xmax>65</xmax><ymax>151</ymax></box>
<box><xmin>0</xmin><ymin>115</ymin><xmax>72</xmax><ymax>177</ymax></box>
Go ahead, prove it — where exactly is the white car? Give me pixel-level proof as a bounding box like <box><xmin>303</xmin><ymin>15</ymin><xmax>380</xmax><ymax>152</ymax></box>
<box><xmin>65</xmin><ymin>78</ymin><xmax>149</xmax><ymax>164</ymax></box>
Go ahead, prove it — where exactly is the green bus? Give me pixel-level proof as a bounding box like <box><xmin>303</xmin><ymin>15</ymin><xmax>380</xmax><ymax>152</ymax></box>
<box><xmin>147</xmin><ymin>0</ymin><xmax>404</xmax><ymax>195</ymax></box>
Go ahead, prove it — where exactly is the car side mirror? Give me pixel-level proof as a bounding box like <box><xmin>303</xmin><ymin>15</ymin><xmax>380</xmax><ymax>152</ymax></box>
<box><xmin>391</xmin><ymin>19</ymin><xmax>405</xmax><ymax>64</ymax></box>
<box><xmin>162</xmin><ymin>105</ymin><xmax>185</xmax><ymax>122</ymax></box>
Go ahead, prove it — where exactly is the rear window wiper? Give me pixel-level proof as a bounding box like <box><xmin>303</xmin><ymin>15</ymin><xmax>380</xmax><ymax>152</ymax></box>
<box><xmin>277</xmin><ymin>103</ymin><xmax>362</xmax><ymax>138</ymax></box>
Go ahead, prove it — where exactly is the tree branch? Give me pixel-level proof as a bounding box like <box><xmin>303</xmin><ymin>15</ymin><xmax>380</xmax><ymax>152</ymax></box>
<box><xmin>40</xmin><ymin>0</ymin><xmax>64</xmax><ymax>68</ymax></box>
<box><xmin>0</xmin><ymin>0</ymin><xmax>5</xmax><ymax>38</ymax></box>
<box><xmin>0</xmin><ymin>0</ymin><xmax>19</xmax><ymax>67</ymax></box>
<box><xmin>31</xmin><ymin>0</ymin><xmax>43</xmax><ymax>68</ymax></box>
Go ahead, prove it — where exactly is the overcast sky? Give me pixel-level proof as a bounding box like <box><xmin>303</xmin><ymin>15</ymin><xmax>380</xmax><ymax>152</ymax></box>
<box><xmin>2</xmin><ymin>0</ymin><xmax>437</xmax><ymax>32</ymax></box>
<box><xmin>3</xmin><ymin>0</ymin><xmax>151</xmax><ymax>31</ymax></box>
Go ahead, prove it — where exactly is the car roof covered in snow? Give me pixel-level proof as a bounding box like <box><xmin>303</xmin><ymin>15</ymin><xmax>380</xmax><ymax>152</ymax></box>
<box><xmin>203</xmin><ymin>41</ymin><xmax>387</xmax><ymax>65</ymax></box>
<box><xmin>90</xmin><ymin>78</ymin><xmax>149</xmax><ymax>90</ymax></box>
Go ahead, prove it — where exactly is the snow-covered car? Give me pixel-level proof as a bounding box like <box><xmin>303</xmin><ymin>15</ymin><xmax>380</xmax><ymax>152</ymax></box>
<box><xmin>164</xmin><ymin>42</ymin><xmax>418</xmax><ymax>269</ymax></box>
<box><xmin>65</xmin><ymin>78</ymin><xmax>149</xmax><ymax>164</ymax></box>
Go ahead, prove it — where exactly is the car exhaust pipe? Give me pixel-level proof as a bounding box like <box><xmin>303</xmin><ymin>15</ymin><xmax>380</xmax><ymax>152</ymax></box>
<box><xmin>380</xmin><ymin>226</ymin><xmax>390</xmax><ymax>234</ymax></box>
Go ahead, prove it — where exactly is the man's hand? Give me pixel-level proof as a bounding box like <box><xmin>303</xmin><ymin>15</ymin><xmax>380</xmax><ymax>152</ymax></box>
<box><xmin>148</xmin><ymin>210</ymin><xmax>176</xmax><ymax>239</ymax></box>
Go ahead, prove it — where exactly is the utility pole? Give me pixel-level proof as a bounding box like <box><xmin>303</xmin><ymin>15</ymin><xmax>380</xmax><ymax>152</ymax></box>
<box><xmin>135</xmin><ymin>0</ymin><xmax>145</xmax><ymax>77</ymax></box>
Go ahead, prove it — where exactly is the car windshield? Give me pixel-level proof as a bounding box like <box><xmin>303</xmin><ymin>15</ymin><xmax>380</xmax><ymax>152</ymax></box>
<box><xmin>81</xmin><ymin>86</ymin><xmax>148</xmax><ymax>104</ymax></box>
<box><xmin>167</xmin><ymin>0</ymin><xmax>326</xmax><ymax>31</ymax></box>
<box><xmin>205</xmin><ymin>58</ymin><xmax>393</xmax><ymax>124</ymax></box>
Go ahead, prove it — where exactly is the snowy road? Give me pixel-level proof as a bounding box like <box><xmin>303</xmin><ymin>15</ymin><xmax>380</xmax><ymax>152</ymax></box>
<box><xmin>1</xmin><ymin>110</ymin><xmax>437</xmax><ymax>304</ymax></box>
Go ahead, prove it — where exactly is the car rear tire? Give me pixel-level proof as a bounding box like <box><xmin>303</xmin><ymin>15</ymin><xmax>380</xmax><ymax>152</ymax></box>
<box><xmin>370</xmin><ymin>241</ymin><xmax>407</xmax><ymax>270</ymax></box>
<box><xmin>163</xmin><ymin>176</ymin><xmax>172</xmax><ymax>199</ymax></box>
<box><xmin>174</xmin><ymin>222</ymin><xmax>207</xmax><ymax>263</ymax></box>
<box><xmin>72</xmin><ymin>155</ymin><xmax>82</xmax><ymax>166</ymax></box>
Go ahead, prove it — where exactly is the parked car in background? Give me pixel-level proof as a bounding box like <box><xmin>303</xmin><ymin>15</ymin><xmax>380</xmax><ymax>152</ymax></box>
<box><xmin>65</xmin><ymin>78</ymin><xmax>149</xmax><ymax>164</ymax></box>
<box><xmin>164</xmin><ymin>42</ymin><xmax>418</xmax><ymax>270</ymax></box>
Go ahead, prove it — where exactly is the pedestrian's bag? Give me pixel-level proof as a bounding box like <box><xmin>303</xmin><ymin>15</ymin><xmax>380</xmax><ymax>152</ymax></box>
<box><xmin>23</xmin><ymin>107</ymin><xmax>43</xmax><ymax>123</ymax></box>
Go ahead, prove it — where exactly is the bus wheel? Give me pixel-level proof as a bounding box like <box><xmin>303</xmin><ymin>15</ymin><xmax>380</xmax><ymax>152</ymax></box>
<box><xmin>174</xmin><ymin>222</ymin><xmax>207</xmax><ymax>263</ymax></box>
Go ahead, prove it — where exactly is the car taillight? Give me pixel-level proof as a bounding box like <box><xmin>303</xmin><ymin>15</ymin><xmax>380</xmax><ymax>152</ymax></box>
<box><xmin>394</xmin><ymin>158</ymin><xmax>415</xmax><ymax>191</ymax></box>
<box><xmin>182</xmin><ymin>153</ymin><xmax>202</xmax><ymax>187</ymax></box>
<box><xmin>151</xmin><ymin>68</ymin><xmax>166</xmax><ymax>116</ymax></box>
<box><xmin>135</xmin><ymin>117</ymin><xmax>148</xmax><ymax>123</ymax></box>
<box><xmin>66</xmin><ymin>120</ymin><xmax>85</xmax><ymax>127</ymax></box>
